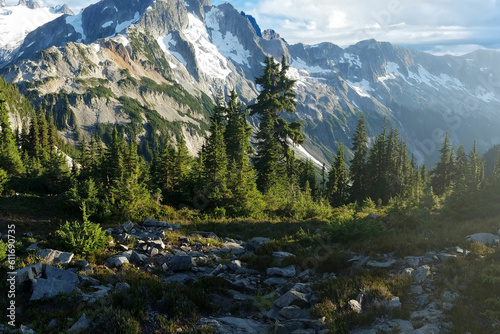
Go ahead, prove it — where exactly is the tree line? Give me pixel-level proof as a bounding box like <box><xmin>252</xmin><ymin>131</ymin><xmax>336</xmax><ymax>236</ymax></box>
<box><xmin>1</xmin><ymin>55</ymin><xmax>500</xmax><ymax>222</ymax></box>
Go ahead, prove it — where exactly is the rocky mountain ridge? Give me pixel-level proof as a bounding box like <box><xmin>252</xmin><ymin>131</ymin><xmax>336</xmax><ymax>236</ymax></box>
<box><xmin>1</xmin><ymin>0</ymin><xmax>500</xmax><ymax>164</ymax></box>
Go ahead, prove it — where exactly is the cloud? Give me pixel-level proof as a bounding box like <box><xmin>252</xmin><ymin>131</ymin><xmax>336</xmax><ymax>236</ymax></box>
<box><xmin>222</xmin><ymin>0</ymin><xmax>500</xmax><ymax>55</ymax></box>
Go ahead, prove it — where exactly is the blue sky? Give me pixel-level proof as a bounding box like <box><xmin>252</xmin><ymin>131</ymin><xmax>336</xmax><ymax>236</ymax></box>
<box><xmin>6</xmin><ymin>0</ymin><xmax>500</xmax><ymax>55</ymax></box>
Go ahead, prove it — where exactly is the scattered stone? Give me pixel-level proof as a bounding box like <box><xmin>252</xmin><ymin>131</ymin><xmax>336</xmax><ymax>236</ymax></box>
<box><xmin>411</xmin><ymin>285</ymin><xmax>424</xmax><ymax>295</ymax></box>
<box><xmin>26</xmin><ymin>242</ymin><xmax>39</xmax><ymax>252</ymax></box>
<box><xmin>368</xmin><ymin>213</ymin><xmax>378</xmax><ymax>219</ymax></box>
<box><xmin>227</xmin><ymin>259</ymin><xmax>242</xmax><ymax>271</ymax></box>
<box><xmin>366</xmin><ymin>258</ymin><xmax>397</xmax><ymax>268</ymax></box>
<box><xmin>115</xmin><ymin>282</ymin><xmax>130</xmax><ymax>291</ymax></box>
<box><xmin>466</xmin><ymin>233</ymin><xmax>499</xmax><ymax>245</ymax></box>
<box><xmin>15</xmin><ymin>262</ymin><xmax>43</xmax><ymax>286</ymax></box>
<box><xmin>442</xmin><ymin>290</ymin><xmax>459</xmax><ymax>303</ymax></box>
<box><xmin>122</xmin><ymin>220</ymin><xmax>134</xmax><ymax>232</ymax></box>
<box><xmin>198</xmin><ymin>317</ymin><xmax>270</xmax><ymax>334</ymax></box>
<box><xmin>437</xmin><ymin>253</ymin><xmax>456</xmax><ymax>262</ymax></box>
<box><xmin>105</xmin><ymin>255</ymin><xmax>129</xmax><ymax>268</ymax></box>
<box><xmin>273</xmin><ymin>251</ymin><xmax>295</xmax><ymax>258</ymax></box>
<box><xmin>264</xmin><ymin>277</ymin><xmax>288</xmax><ymax>286</ymax></box>
<box><xmin>274</xmin><ymin>289</ymin><xmax>310</xmax><ymax>308</ymax></box>
<box><xmin>413</xmin><ymin>265</ymin><xmax>431</xmax><ymax>283</ymax></box>
<box><xmin>387</xmin><ymin>297</ymin><xmax>401</xmax><ymax>310</ymax></box>
<box><xmin>36</xmin><ymin>248</ymin><xmax>74</xmax><ymax>266</ymax></box>
<box><xmin>279</xmin><ymin>305</ymin><xmax>311</xmax><ymax>319</ymax></box>
<box><xmin>266</xmin><ymin>265</ymin><xmax>296</xmax><ymax>278</ymax></box>
<box><xmin>164</xmin><ymin>273</ymin><xmax>197</xmax><ymax>284</ymax></box>
<box><xmin>410</xmin><ymin>324</ymin><xmax>440</xmax><ymax>334</ymax></box>
<box><xmin>69</xmin><ymin>313</ymin><xmax>90</xmax><ymax>333</ymax></box>
<box><xmin>30</xmin><ymin>278</ymin><xmax>80</xmax><ymax>301</ymax></box>
<box><xmin>44</xmin><ymin>265</ymin><xmax>80</xmax><ymax>285</ymax></box>
<box><xmin>169</xmin><ymin>255</ymin><xmax>192</xmax><ymax>271</ymax></box>
<box><xmin>47</xmin><ymin>318</ymin><xmax>57</xmax><ymax>328</ymax></box>
<box><xmin>246</xmin><ymin>237</ymin><xmax>270</xmax><ymax>250</ymax></box>
<box><xmin>20</xmin><ymin>325</ymin><xmax>35</xmax><ymax>334</ymax></box>
<box><xmin>348</xmin><ymin>299</ymin><xmax>362</xmax><ymax>313</ymax></box>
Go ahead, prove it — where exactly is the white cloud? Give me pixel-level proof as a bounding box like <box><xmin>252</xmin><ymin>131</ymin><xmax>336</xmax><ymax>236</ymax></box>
<box><xmin>214</xmin><ymin>0</ymin><xmax>500</xmax><ymax>55</ymax></box>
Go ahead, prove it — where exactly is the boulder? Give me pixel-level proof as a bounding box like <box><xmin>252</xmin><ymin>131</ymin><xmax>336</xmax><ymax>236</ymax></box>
<box><xmin>30</xmin><ymin>278</ymin><xmax>80</xmax><ymax>301</ymax></box>
<box><xmin>410</xmin><ymin>324</ymin><xmax>440</xmax><ymax>334</ymax></box>
<box><xmin>122</xmin><ymin>220</ymin><xmax>134</xmax><ymax>232</ymax></box>
<box><xmin>274</xmin><ymin>289</ymin><xmax>310</xmax><ymax>308</ymax></box>
<box><xmin>273</xmin><ymin>251</ymin><xmax>295</xmax><ymax>258</ymax></box>
<box><xmin>36</xmin><ymin>248</ymin><xmax>74</xmax><ymax>266</ymax></box>
<box><xmin>227</xmin><ymin>260</ymin><xmax>242</xmax><ymax>271</ymax></box>
<box><xmin>44</xmin><ymin>265</ymin><xmax>80</xmax><ymax>285</ymax></box>
<box><xmin>15</xmin><ymin>262</ymin><xmax>43</xmax><ymax>286</ymax></box>
<box><xmin>246</xmin><ymin>237</ymin><xmax>270</xmax><ymax>250</ymax></box>
<box><xmin>69</xmin><ymin>313</ymin><xmax>90</xmax><ymax>333</ymax></box>
<box><xmin>264</xmin><ymin>277</ymin><xmax>288</xmax><ymax>286</ymax></box>
<box><xmin>387</xmin><ymin>297</ymin><xmax>401</xmax><ymax>310</ymax></box>
<box><xmin>169</xmin><ymin>255</ymin><xmax>192</xmax><ymax>271</ymax></box>
<box><xmin>279</xmin><ymin>305</ymin><xmax>311</xmax><ymax>319</ymax></box>
<box><xmin>413</xmin><ymin>265</ymin><xmax>431</xmax><ymax>283</ymax></box>
<box><xmin>366</xmin><ymin>258</ymin><xmax>397</xmax><ymax>268</ymax></box>
<box><xmin>466</xmin><ymin>233</ymin><xmax>499</xmax><ymax>246</ymax></box>
<box><xmin>266</xmin><ymin>265</ymin><xmax>296</xmax><ymax>278</ymax></box>
<box><xmin>105</xmin><ymin>255</ymin><xmax>129</xmax><ymax>268</ymax></box>
<box><xmin>348</xmin><ymin>299</ymin><xmax>362</xmax><ymax>313</ymax></box>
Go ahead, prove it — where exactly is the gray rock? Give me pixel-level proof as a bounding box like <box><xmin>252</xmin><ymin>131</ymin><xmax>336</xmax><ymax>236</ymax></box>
<box><xmin>19</xmin><ymin>325</ymin><xmax>35</xmax><ymax>334</ymax></box>
<box><xmin>223</xmin><ymin>241</ymin><xmax>245</xmax><ymax>250</ymax></box>
<box><xmin>411</xmin><ymin>285</ymin><xmax>424</xmax><ymax>295</ymax></box>
<box><xmin>165</xmin><ymin>273</ymin><xmax>198</xmax><ymax>284</ymax></box>
<box><xmin>15</xmin><ymin>262</ymin><xmax>43</xmax><ymax>286</ymax></box>
<box><xmin>387</xmin><ymin>296</ymin><xmax>401</xmax><ymax>310</ymax></box>
<box><xmin>410</xmin><ymin>303</ymin><xmax>443</xmax><ymax>323</ymax></box>
<box><xmin>130</xmin><ymin>250</ymin><xmax>146</xmax><ymax>264</ymax></box>
<box><xmin>413</xmin><ymin>265</ymin><xmax>431</xmax><ymax>283</ymax></box>
<box><xmin>227</xmin><ymin>260</ymin><xmax>242</xmax><ymax>271</ymax></box>
<box><xmin>44</xmin><ymin>265</ymin><xmax>80</xmax><ymax>285</ymax></box>
<box><xmin>405</xmin><ymin>256</ymin><xmax>422</xmax><ymax>268</ymax></box>
<box><xmin>442</xmin><ymin>290</ymin><xmax>459</xmax><ymax>302</ymax></box>
<box><xmin>47</xmin><ymin>318</ymin><xmax>57</xmax><ymax>328</ymax></box>
<box><xmin>279</xmin><ymin>305</ymin><xmax>311</xmax><ymax>319</ymax></box>
<box><xmin>36</xmin><ymin>248</ymin><xmax>74</xmax><ymax>266</ymax></box>
<box><xmin>169</xmin><ymin>255</ymin><xmax>192</xmax><ymax>271</ymax></box>
<box><xmin>466</xmin><ymin>233</ymin><xmax>499</xmax><ymax>245</ymax></box>
<box><xmin>274</xmin><ymin>289</ymin><xmax>310</xmax><ymax>308</ymax></box>
<box><xmin>368</xmin><ymin>213</ymin><xmax>378</xmax><ymax>219</ymax></box>
<box><xmin>264</xmin><ymin>277</ymin><xmax>288</xmax><ymax>286</ymax></box>
<box><xmin>148</xmin><ymin>247</ymin><xmax>159</xmax><ymax>257</ymax></box>
<box><xmin>150</xmin><ymin>239</ymin><xmax>165</xmax><ymax>249</ymax></box>
<box><xmin>106</xmin><ymin>255</ymin><xmax>129</xmax><ymax>268</ymax></box>
<box><xmin>122</xmin><ymin>220</ymin><xmax>134</xmax><ymax>232</ymax></box>
<box><xmin>416</xmin><ymin>294</ymin><xmax>430</xmax><ymax>308</ymax></box>
<box><xmin>273</xmin><ymin>251</ymin><xmax>295</xmax><ymax>258</ymax></box>
<box><xmin>348</xmin><ymin>299</ymin><xmax>362</xmax><ymax>313</ymax></box>
<box><xmin>266</xmin><ymin>265</ymin><xmax>296</xmax><ymax>278</ymax></box>
<box><xmin>199</xmin><ymin>317</ymin><xmax>270</xmax><ymax>334</ymax></box>
<box><xmin>437</xmin><ymin>253</ymin><xmax>456</xmax><ymax>262</ymax></box>
<box><xmin>30</xmin><ymin>278</ymin><xmax>80</xmax><ymax>301</ymax></box>
<box><xmin>26</xmin><ymin>242</ymin><xmax>39</xmax><ymax>252</ymax></box>
<box><xmin>69</xmin><ymin>313</ymin><xmax>90</xmax><ymax>333</ymax></box>
<box><xmin>403</xmin><ymin>267</ymin><xmax>414</xmax><ymax>276</ymax></box>
<box><xmin>366</xmin><ymin>258</ymin><xmax>397</xmax><ymax>268</ymax></box>
<box><xmin>410</xmin><ymin>324</ymin><xmax>440</xmax><ymax>334</ymax></box>
<box><xmin>115</xmin><ymin>282</ymin><xmax>130</xmax><ymax>291</ymax></box>
<box><xmin>246</xmin><ymin>237</ymin><xmax>270</xmax><ymax>250</ymax></box>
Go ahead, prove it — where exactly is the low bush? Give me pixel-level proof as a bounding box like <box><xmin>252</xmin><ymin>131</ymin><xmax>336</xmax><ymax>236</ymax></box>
<box><xmin>56</xmin><ymin>220</ymin><xmax>107</xmax><ymax>255</ymax></box>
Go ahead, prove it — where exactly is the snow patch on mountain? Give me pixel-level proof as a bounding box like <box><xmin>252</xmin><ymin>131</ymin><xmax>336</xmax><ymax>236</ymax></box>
<box><xmin>205</xmin><ymin>8</ymin><xmax>250</xmax><ymax>67</ymax></box>
<box><xmin>292</xmin><ymin>57</ymin><xmax>330</xmax><ymax>74</ymax></box>
<box><xmin>0</xmin><ymin>4</ymin><xmax>62</xmax><ymax>50</ymax></box>
<box><xmin>66</xmin><ymin>12</ymin><xmax>86</xmax><ymax>42</ymax></box>
<box><xmin>183</xmin><ymin>12</ymin><xmax>231</xmax><ymax>79</ymax></box>
<box><xmin>102</xmin><ymin>21</ymin><xmax>113</xmax><ymax>28</ymax></box>
<box><xmin>340</xmin><ymin>53</ymin><xmax>362</xmax><ymax>67</ymax></box>
<box><xmin>378</xmin><ymin>62</ymin><xmax>410</xmax><ymax>86</ymax></box>
<box><xmin>115</xmin><ymin>11</ymin><xmax>140</xmax><ymax>33</ymax></box>
<box><xmin>157</xmin><ymin>34</ymin><xmax>187</xmax><ymax>67</ymax></box>
<box><xmin>347</xmin><ymin>79</ymin><xmax>373</xmax><ymax>97</ymax></box>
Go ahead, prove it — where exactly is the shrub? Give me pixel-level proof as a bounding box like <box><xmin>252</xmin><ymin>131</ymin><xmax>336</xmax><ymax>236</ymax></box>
<box><xmin>56</xmin><ymin>220</ymin><xmax>107</xmax><ymax>255</ymax></box>
<box><xmin>0</xmin><ymin>168</ymin><xmax>8</xmax><ymax>194</ymax></box>
<box><xmin>0</xmin><ymin>240</ymin><xmax>7</xmax><ymax>262</ymax></box>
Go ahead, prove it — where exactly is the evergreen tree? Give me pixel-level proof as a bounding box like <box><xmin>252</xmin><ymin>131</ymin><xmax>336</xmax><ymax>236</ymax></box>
<box><xmin>298</xmin><ymin>159</ymin><xmax>317</xmax><ymax>197</ymax></box>
<box><xmin>327</xmin><ymin>144</ymin><xmax>349</xmax><ymax>206</ymax></box>
<box><xmin>250</xmin><ymin>55</ymin><xmax>303</xmax><ymax>192</ymax></box>
<box><xmin>431</xmin><ymin>132</ymin><xmax>454</xmax><ymax>196</ymax></box>
<box><xmin>349</xmin><ymin>115</ymin><xmax>368</xmax><ymax>203</ymax></box>
<box><xmin>172</xmin><ymin>134</ymin><xmax>190</xmax><ymax>191</ymax></box>
<box><xmin>0</xmin><ymin>96</ymin><xmax>24</xmax><ymax>176</ymax></box>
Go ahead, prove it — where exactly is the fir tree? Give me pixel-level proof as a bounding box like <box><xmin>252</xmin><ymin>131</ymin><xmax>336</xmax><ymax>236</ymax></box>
<box><xmin>250</xmin><ymin>55</ymin><xmax>303</xmax><ymax>192</ymax></box>
<box><xmin>327</xmin><ymin>144</ymin><xmax>349</xmax><ymax>206</ymax></box>
<box><xmin>0</xmin><ymin>96</ymin><xmax>24</xmax><ymax>176</ymax></box>
<box><xmin>431</xmin><ymin>132</ymin><xmax>454</xmax><ymax>196</ymax></box>
<box><xmin>349</xmin><ymin>115</ymin><xmax>368</xmax><ymax>203</ymax></box>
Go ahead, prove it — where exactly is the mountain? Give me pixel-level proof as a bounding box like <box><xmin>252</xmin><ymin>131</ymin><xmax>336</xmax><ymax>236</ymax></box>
<box><xmin>1</xmin><ymin>0</ymin><xmax>500</xmax><ymax>164</ymax></box>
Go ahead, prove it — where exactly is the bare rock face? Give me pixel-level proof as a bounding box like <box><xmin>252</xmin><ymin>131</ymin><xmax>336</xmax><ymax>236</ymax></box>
<box><xmin>18</xmin><ymin>0</ymin><xmax>40</xmax><ymax>9</ymax></box>
<box><xmin>262</xmin><ymin>29</ymin><xmax>282</xmax><ymax>41</ymax></box>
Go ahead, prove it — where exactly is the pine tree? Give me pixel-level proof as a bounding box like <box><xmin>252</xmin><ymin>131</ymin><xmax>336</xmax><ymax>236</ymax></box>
<box><xmin>327</xmin><ymin>144</ymin><xmax>349</xmax><ymax>206</ymax></box>
<box><xmin>298</xmin><ymin>159</ymin><xmax>317</xmax><ymax>197</ymax></box>
<box><xmin>467</xmin><ymin>141</ymin><xmax>483</xmax><ymax>192</ymax></box>
<box><xmin>250</xmin><ymin>55</ymin><xmax>303</xmax><ymax>192</ymax></box>
<box><xmin>203</xmin><ymin>118</ymin><xmax>228</xmax><ymax>207</ymax></box>
<box><xmin>349</xmin><ymin>115</ymin><xmax>368</xmax><ymax>203</ymax></box>
<box><xmin>172</xmin><ymin>133</ymin><xmax>190</xmax><ymax>191</ymax></box>
<box><xmin>0</xmin><ymin>96</ymin><xmax>24</xmax><ymax>176</ymax></box>
<box><xmin>431</xmin><ymin>132</ymin><xmax>454</xmax><ymax>196</ymax></box>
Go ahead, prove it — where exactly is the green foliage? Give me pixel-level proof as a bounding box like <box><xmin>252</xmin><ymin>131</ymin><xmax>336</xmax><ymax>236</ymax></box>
<box><xmin>56</xmin><ymin>219</ymin><xmax>107</xmax><ymax>255</ymax></box>
<box><xmin>0</xmin><ymin>168</ymin><xmax>8</xmax><ymax>194</ymax></box>
<box><xmin>0</xmin><ymin>240</ymin><xmax>7</xmax><ymax>262</ymax></box>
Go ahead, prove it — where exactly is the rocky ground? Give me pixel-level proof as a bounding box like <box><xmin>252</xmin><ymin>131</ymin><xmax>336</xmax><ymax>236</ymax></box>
<box><xmin>3</xmin><ymin>218</ymin><xmax>500</xmax><ymax>333</ymax></box>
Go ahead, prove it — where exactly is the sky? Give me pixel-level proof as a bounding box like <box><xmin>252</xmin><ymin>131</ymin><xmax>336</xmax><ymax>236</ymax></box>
<box><xmin>5</xmin><ymin>0</ymin><xmax>500</xmax><ymax>55</ymax></box>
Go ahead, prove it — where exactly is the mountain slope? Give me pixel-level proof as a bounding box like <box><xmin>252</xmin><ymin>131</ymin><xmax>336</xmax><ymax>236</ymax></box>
<box><xmin>1</xmin><ymin>0</ymin><xmax>500</xmax><ymax>164</ymax></box>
